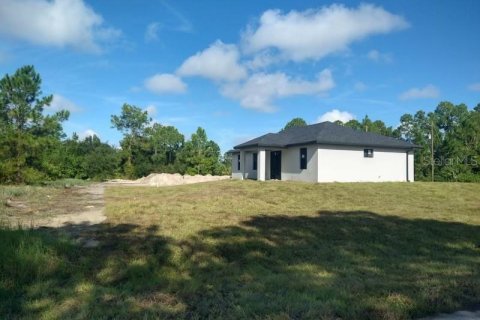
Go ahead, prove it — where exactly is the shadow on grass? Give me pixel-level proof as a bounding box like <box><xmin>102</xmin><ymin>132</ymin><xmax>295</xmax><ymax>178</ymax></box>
<box><xmin>1</xmin><ymin>211</ymin><xmax>480</xmax><ymax>319</ymax></box>
<box><xmin>0</xmin><ymin>223</ymin><xmax>180</xmax><ymax>319</ymax></box>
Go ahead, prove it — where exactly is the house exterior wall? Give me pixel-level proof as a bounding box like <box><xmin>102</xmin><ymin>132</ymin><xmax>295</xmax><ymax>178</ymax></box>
<box><xmin>281</xmin><ymin>145</ymin><xmax>318</xmax><ymax>182</ymax></box>
<box><xmin>408</xmin><ymin>151</ymin><xmax>414</xmax><ymax>182</ymax></box>
<box><xmin>265</xmin><ymin>150</ymin><xmax>271</xmax><ymax>180</ymax></box>
<box><xmin>244</xmin><ymin>152</ymin><xmax>257</xmax><ymax>180</ymax></box>
<box><xmin>232</xmin><ymin>145</ymin><xmax>413</xmax><ymax>182</ymax></box>
<box><xmin>317</xmin><ymin>145</ymin><xmax>410</xmax><ymax>182</ymax></box>
<box><xmin>231</xmin><ymin>152</ymin><xmax>243</xmax><ymax>179</ymax></box>
<box><xmin>231</xmin><ymin>151</ymin><xmax>258</xmax><ymax>180</ymax></box>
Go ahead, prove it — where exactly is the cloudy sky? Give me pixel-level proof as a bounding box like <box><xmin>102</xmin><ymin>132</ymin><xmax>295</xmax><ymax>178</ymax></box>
<box><xmin>0</xmin><ymin>0</ymin><xmax>479</xmax><ymax>151</ymax></box>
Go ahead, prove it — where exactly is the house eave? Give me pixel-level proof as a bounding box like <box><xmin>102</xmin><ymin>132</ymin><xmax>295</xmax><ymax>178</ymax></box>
<box><xmin>234</xmin><ymin>143</ymin><xmax>285</xmax><ymax>150</ymax></box>
<box><xmin>316</xmin><ymin>141</ymin><xmax>421</xmax><ymax>150</ymax></box>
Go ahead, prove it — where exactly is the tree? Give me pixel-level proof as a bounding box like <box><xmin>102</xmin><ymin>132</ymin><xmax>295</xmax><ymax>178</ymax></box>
<box><xmin>398</xmin><ymin>110</ymin><xmax>436</xmax><ymax>180</ymax></box>
<box><xmin>474</xmin><ymin>103</ymin><xmax>480</xmax><ymax>113</ymax></box>
<box><xmin>220</xmin><ymin>152</ymin><xmax>233</xmax><ymax>175</ymax></box>
<box><xmin>111</xmin><ymin>104</ymin><xmax>150</xmax><ymax>177</ymax></box>
<box><xmin>397</xmin><ymin>101</ymin><xmax>480</xmax><ymax>182</ymax></box>
<box><xmin>344</xmin><ymin>116</ymin><xmax>399</xmax><ymax>137</ymax></box>
<box><xmin>178</xmin><ymin>127</ymin><xmax>222</xmax><ymax>175</ymax></box>
<box><xmin>146</xmin><ymin>123</ymin><xmax>184</xmax><ymax>170</ymax></box>
<box><xmin>433</xmin><ymin>102</ymin><xmax>473</xmax><ymax>181</ymax></box>
<box><xmin>282</xmin><ymin>117</ymin><xmax>307</xmax><ymax>131</ymax></box>
<box><xmin>0</xmin><ymin>65</ymin><xmax>69</xmax><ymax>183</ymax></box>
<box><xmin>111</xmin><ymin>104</ymin><xmax>150</xmax><ymax>138</ymax></box>
<box><xmin>344</xmin><ymin>119</ymin><xmax>362</xmax><ymax>130</ymax></box>
<box><xmin>80</xmin><ymin>135</ymin><xmax>120</xmax><ymax>180</ymax></box>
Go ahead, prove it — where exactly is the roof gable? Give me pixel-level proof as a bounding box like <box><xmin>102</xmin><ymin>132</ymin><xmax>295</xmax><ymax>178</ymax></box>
<box><xmin>234</xmin><ymin>121</ymin><xmax>418</xmax><ymax>150</ymax></box>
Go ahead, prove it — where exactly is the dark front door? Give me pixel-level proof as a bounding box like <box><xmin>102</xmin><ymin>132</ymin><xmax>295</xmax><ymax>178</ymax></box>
<box><xmin>270</xmin><ymin>151</ymin><xmax>282</xmax><ymax>180</ymax></box>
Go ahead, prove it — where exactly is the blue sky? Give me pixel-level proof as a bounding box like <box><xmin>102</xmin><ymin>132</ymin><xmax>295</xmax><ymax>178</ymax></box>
<box><xmin>0</xmin><ymin>0</ymin><xmax>479</xmax><ymax>152</ymax></box>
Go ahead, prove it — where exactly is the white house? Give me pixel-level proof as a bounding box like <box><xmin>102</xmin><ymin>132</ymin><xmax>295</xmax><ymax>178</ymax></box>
<box><xmin>229</xmin><ymin>122</ymin><xmax>418</xmax><ymax>183</ymax></box>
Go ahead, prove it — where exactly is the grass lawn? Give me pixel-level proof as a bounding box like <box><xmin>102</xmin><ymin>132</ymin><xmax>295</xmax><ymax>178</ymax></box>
<box><xmin>1</xmin><ymin>180</ymin><xmax>480</xmax><ymax>319</ymax></box>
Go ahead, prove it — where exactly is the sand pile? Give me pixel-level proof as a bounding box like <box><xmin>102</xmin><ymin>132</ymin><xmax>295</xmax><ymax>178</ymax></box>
<box><xmin>108</xmin><ymin>173</ymin><xmax>230</xmax><ymax>187</ymax></box>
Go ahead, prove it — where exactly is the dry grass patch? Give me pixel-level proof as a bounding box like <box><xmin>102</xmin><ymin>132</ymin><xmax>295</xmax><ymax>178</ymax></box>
<box><xmin>105</xmin><ymin>180</ymin><xmax>480</xmax><ymax>236</ymax></box>
<box><xmin>1</xmin><ymin>180</ymin><xmax>480</xmax><ymax>319</ymax></box>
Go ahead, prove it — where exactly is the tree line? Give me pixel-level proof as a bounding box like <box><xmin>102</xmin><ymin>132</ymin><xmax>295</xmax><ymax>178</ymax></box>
<box><xmin>0</xmin><ymin>66</ymin><xmax>229</xmax><ymax>183</ymax></box>
<box><xmin>1</xmin><ymin>65</ymin><xmax>479</xmax><ymax>183</ymax></box>
<box><xmin>110</xmin><ymin>103</ymin><xmax>229</xmax><ymax>178</ymax></box>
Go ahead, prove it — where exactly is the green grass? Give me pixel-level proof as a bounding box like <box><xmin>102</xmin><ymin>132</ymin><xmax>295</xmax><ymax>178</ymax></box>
<box><xmin>0</xmin><ymin>228</ymin><xmax>77</xmax><ymax>318</ymax></box>
<box><xmin>39</xmin><ymin>178</ymin><xmax>91</xmax><ymax>188</ymax></box>
<box><xmin>1</xmin><ymin>180</ymin><xmax>480</xmax><ymax>319</ymax></box>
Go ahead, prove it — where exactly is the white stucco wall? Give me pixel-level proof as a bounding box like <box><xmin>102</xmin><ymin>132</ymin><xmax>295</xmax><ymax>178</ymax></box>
<box><xmin>231</xmin><ymin>152</ymin><xmax>243</xmax><ymax>179</ymax></box>
<box><xmin>281</xmin><ymin>145</ymin><xmax>318</xmax><ymax>182</ymax></box>
<box><xmin>317</xmin><ymin>145</ymin><xmax>410</xmax><ymax>182</ymax></box>
<box><xmin>265</xmin><ymin>150</ymin><xmax>271</xmax><ymax>180</ymax></box>
<box><xmin>230</xmin><ymin>151</ymin><xmax>258</xmax><ymax>180</ymax></box>
<box><xmin>407</xmin><ymin>151</ymin><xmax>414</xmax><ymax>182</ymax></box>
<box><xmin>243</xmin><ymin>152</ymin><xmax>257</xmax><ymax>180</ymax></box>
<box><xmin>232</xmin><ymin>145</ymin><xmax>413</xmax><ymax>182</ymax></box>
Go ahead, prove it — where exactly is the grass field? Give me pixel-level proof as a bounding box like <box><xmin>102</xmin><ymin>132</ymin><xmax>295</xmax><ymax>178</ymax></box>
<box><xmin>1</xmin><ymin>180</ymin><xmax>480</xmax><ymax>319</ymax></box>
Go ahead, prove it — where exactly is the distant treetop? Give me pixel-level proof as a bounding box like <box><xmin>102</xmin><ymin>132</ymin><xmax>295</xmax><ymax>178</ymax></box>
<box><xmin>282</xmin><ymin>117</ymin><xmax>307</xmax><ymax>131</ymax></box>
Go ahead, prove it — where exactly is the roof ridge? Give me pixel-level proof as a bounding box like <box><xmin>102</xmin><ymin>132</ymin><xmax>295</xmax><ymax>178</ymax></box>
<box><xmin>234</xmin><ymin>120</ymin><xmax>418</xmax><ymax>149</ymax></box>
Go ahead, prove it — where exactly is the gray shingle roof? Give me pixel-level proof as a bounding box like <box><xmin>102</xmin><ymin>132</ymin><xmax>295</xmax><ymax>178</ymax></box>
<box><xmin>234</xmin><ymin>121</ymin><xmax>419</xmax><ymax>150</ymax></box>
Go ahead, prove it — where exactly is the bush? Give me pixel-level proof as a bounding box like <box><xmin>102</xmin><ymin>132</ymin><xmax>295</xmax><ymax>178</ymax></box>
<box><xmin>20</xmin><ymin>168</ymin><xmax>46</xmax><ymax>185</ymax></box>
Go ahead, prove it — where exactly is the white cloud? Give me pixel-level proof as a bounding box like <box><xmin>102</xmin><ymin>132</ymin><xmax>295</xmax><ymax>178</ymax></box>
<box><xmin>244</xmin><ymin>51</ymin><xmax>279</xmax><ymax>70</ymax></box>
<box><xmin>242</xmin><ymin>4</ymin><xmax>408</xmax><ymax>62</ymax></box>
<box><xmin>145</xmin><ymin>22</ymin><xmax>161</xmax><ymax>42</ymax></box>
<box><xmin>317</xmin><ymin>109</ymin><xmax>355</xmax><ymax>123</ymax></box>
<box><xmin>399</xmin><ymin>84</ymin><xmax>440</xmax><ymax>100</ymax></box>
<box><xmin>145</xmin><ymin>73</ymin><xmax>187</xmax><ymax>94</ymax></box>
<box><xmin>0</xmin><ymin>0</ymin><xmax>120</xmax><ymax>52</ymax></box>
<box><xmin>221</xmin><ymin>69</ymin><xmax>335</xmax><ymax>112</ymax></box>
<box><xmin>49</xmin><ymin>94</ymin><xmax>82</xmax><ymax>112</ymax></box>
<box><xmin>467</xmin><ymin>82</ymin><xmax>480</xmax><ymax>92</ymax></box>
<box><xmin>367</xmin><ymin>49</ymin><xmax>392</xmax><ymax>63</ymax></box>
<box><xmin>145</xmin><ymin>105</ymin><xmax>157</xmax><ymax>116</ymax></box>
<box><xmin>177</xmin><ymin>40</ymin><xmax>247</xmax><ymax>82</ymax></box>
<box><xmin>79</xmin><ymin>129</ymin><xmax>98</xmax><ymax>140</ymax></box>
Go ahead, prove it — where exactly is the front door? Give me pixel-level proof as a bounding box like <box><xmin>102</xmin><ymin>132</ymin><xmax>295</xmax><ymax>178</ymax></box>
<box><xmin>270</xmin><ymin>151</ymin><xmax>282</xmax><ymax>180</ymax></box>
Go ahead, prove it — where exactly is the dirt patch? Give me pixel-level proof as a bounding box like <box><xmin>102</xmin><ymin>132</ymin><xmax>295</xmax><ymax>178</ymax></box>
<box><xmin>2</xmin><ymin>176</ymin><xmax>229</xmax><ymax>246</ymax></box>
<box><xmin>2</xmin><ymin>183</ymin><xmax>106</xmax><ymax>230</ymax></box>
<box><xmin>42</xmin><ymin>183</ymin><xmax>106</xmax><ymax>228</ymax></box>
<box><xmin>107</xmin><ymin>173</ymin><xmax>230</xmax><ymax>187</ymax></box>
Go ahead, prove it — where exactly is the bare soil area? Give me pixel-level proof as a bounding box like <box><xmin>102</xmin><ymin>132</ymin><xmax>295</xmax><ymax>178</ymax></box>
<box><xmin>2</xmin><ymin>174</ymin><xmax>230</xmax><ymax>229</ymax></box>
<box><xmin>1</xmin><ymin>174</ymin><xmax>230</xmax><ymax>246</ymax></box>
<box><xmin>2</xmin><ymin>183</ymin><xmax>106</xmax><ymax>229</ymax></box>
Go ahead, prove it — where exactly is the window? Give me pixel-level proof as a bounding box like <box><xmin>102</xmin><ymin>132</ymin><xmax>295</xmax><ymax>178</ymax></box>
<box><xmin>252</xmin><ymin>153</ymin><xmax>257</xmax><ymax>170</ymax></box>
<box><xmin>364</xmin><ymin>149</ymin><xmax>374</xmax><ymax>158</ymax></box>
<box><xmin>300</xmin><ymin>148</ymin><xmax>307</xmax><ymax>169</ymax></box>
<box><xmin>237</xmin><ymin>154</ymin><xmax>241</xmax><ymax>170</ymax></box>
